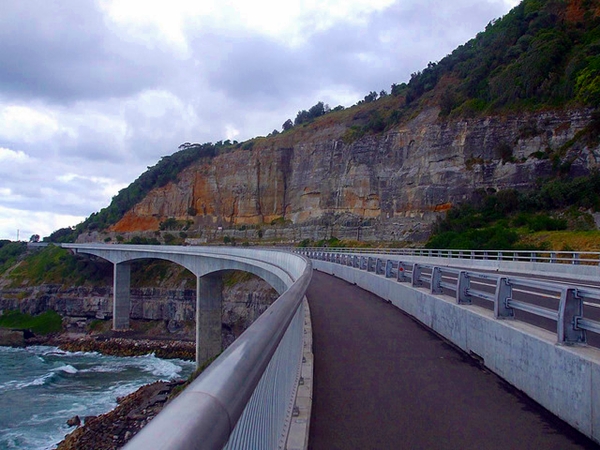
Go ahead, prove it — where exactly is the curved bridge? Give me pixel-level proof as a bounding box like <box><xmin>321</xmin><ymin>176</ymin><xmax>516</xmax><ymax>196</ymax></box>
<box><xmin>64</xmin><ymin>244</ymin><xmax>300</xmax><ymax>364</ymax></box>
<box><xmin>62</xmin><ymin>244</ymin><xmax>313</xmax><ymax>450</ymax></box>
<box><xmin>57</xmin><ymin>244</ymin><xmax>600</xmax><ymax>448</ymax></box>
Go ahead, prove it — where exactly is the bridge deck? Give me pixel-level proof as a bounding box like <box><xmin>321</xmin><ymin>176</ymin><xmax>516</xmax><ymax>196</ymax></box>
<box><xmin>307</xmin><ymin>270</ymin><xmax>597</xmax><ymax>449</ymax></box>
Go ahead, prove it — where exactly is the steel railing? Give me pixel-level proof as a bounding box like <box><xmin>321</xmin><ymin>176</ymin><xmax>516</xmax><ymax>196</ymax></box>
<box><xmin>297</xmin><ymin>247</ymin><xmax>600</xmax><ymax>265</ymax></box>
<box><xmin>299</xmin><ymin>249</ymin><xmax>600</xmax><ymax>345</ymax></box>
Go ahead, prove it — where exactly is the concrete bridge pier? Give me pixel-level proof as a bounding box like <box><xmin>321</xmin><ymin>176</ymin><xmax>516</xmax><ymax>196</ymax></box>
<box><xmin>113</xmin><ymin>262</ymin><xmax>131</xmax><ymax>330</ymax></box>
<box><xmin>196</xmin><ymin>273</ymin><xmax>223</xmax><ymax>366</ymax></box>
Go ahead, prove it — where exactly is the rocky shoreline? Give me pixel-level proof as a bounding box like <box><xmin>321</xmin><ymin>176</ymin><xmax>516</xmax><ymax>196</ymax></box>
<box><xmin>43</xmin><ymin>333</ymin><xmax>196</xmax><ymax>360</ymax></box>
<box><xmin>16</xmin><ymin>331</ymin><xmax>198</xmax><ymax>450</ymax></box>
<box><xmin>55</xmin><ymin>379</ymin><xmax>187</xmax><ymax>450</ymax></box>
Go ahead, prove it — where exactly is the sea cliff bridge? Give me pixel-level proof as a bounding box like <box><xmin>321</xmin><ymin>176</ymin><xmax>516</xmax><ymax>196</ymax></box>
<box><xmin>61</xmin><ymin>244</ymin><xmax>600</xmax><ymax>449</ymax></box>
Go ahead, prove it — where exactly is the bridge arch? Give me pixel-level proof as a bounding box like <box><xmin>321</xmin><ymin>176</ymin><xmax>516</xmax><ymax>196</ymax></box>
<box><xmin>65</xmin><ymin>245</ymin><xmax>294</xmax><ymax>364</ymax></box>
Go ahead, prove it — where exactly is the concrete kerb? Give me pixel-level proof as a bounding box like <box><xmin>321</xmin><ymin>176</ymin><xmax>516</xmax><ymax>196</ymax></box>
<box><xmin>314</xmin><ymin>259</ymin><xmax>600</xmax><ymax>444</ymax></box>
<box><xmin>285</xmin><ymin>297</ymin><xmax>313</xmax><ymax>450</ymax></box>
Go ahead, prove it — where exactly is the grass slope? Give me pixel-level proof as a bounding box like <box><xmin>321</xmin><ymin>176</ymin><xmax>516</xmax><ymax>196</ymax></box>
<box><xmin>0</xmin><ymin>310</ymin><xmax>62</xmax><ymax>334</ymax></box>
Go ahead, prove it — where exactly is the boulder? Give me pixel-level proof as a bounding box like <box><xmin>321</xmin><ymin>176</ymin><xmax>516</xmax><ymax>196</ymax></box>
<box><xmin>0</xmin><ymin>329</ymin><xmax>25</xmax><ymax>346</ymax></box>
<box><xmin>66</xmin><ymin>415</ymin><xmax>81</xmax><ymax>427</ymax></box>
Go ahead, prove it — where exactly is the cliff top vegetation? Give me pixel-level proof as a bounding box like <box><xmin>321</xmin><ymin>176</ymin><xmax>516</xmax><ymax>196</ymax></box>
<box><xmin>425</xmin><ymin>171</ymin><xmax>600</xmax><ymax>250</ymax></box>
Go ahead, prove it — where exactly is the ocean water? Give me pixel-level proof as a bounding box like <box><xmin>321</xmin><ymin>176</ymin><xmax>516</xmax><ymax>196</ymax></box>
<box><xmin>0</xmin><ymin>345</ymin><xmax>195</xmax><ymax>450</ymax></box>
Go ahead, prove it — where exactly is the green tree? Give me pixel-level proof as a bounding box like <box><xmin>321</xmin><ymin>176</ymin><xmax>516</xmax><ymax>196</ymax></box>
<box><xmin>282</xmin><ymin>119</ymin><xmax>293</xmax><ymax>131</ymax></box>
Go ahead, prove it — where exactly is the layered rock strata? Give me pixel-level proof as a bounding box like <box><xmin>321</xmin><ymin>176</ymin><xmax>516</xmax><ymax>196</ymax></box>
<box><xmin>0</xmin><ymin>276</ymin><xmax>278</xmax><ymax>347</ymax></box>
<box><xmin>100</xmin><ymin>108</ymin><xmax>599</xmax><ymax>242</ymax></box>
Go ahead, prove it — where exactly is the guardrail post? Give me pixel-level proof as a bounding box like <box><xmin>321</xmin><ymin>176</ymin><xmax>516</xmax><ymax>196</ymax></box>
<box><xmin>375</xmin><ymin>258</ymin><xmax>384</xmax><ymax>275</ymax></box>
<box><xmin>397</xmin><ymin>262</ymin><xmax>409</xmax><ymax>282</ymax></box>
<box><xmin>360</xmin><ymin>257</ymin><xmax>367</xmax><ymax>270</ymax></box>
<box><xmin>412</xmin><ymin>263</ymin><xmax>423</xmax><ymax>287</ymax></box>
<box><xmin>367</xmin><ymin>257</ymin><xmax>375</xmax><ymax>272</ymax></box>
<box><xmin>385</xmin><ymin>260</ymin><xmax>394</xmax><ymax>278</ymax></box>
<box><xmin>573</xmin><ymin>253</ymin><xmax>580</xmax><ymax>265</ymax></box>
<box><xmin>430</xmin><ymin>267</ymin><xmax>442</xmax><ymax>294</ymax></box>
<box><xmin>456</xmin><ymin>271</ymin><xmax>471</xmax><ymax>304</ymax></box>
<box><xmin>494</xmin><ymin>277</ymin><xmax>514</xmax><ymax>319</ymax></box>
<box><xmin>557</xmin><ymin>288</ymin><xmax>586</xmax><ymax>345</ymax></box>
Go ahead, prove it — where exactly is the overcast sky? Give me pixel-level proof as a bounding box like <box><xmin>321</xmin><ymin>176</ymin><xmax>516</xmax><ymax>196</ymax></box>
<box><xmin>0</xmin><ymin>0</ymin><xmax>519</xmax><ymax>241</ymax></box>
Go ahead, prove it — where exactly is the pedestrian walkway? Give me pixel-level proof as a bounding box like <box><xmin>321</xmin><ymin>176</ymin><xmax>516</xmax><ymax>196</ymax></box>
<box><xmin>307</xmin><ymin>270</ymin><xmax>597</xmax><ymax>450</ymax></box>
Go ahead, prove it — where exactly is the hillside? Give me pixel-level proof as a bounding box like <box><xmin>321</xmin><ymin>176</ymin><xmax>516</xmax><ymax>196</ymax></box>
<box><xmin>48</xmin><ymin>0</ymin><xmax>600</xmax><ymax>245</ymax></box>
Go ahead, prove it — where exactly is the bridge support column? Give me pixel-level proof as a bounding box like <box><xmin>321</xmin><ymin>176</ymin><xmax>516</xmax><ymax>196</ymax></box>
<box><xmin>196</xmin><ymin>273</ymin><xmax>223</xmax><ymax>367</ymax></box>
<box><xmin>113</xmin><ymin>262</ymin><xmax>131</xmax><ymax>330</ymax></box>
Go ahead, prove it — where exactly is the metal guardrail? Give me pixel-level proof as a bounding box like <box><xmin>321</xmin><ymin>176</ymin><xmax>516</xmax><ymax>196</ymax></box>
<box><xmin>299</xmin><ymin>250</ymin><xmax>600</xmax><ymax>345</ymax></box>
<box><xmin>298</xmin><ymin>247</ymin><xmax>600</xmax><ymax>265</ymax></box>
<box><xmin>125</xmin><ymin>255</ymin><xmax>312</xmax><ymax>450</ymax></box>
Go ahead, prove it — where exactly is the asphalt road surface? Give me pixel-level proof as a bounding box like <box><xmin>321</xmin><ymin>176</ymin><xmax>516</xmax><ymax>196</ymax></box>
<box><xmin>307</xmin><ymin>270</ymin><xmax>598</xmax><ymax>450</ymax></box>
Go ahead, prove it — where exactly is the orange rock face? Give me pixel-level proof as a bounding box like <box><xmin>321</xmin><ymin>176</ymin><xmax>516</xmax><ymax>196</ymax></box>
<box><xmin>110</xmin><ymin>108</ymin><xmax>598</xmax><ymax>240</ymax></box>
<box><xmin>111</xmin><ymin>212</ymin><xmax>160</xmax><ymax>233</ymax></box>
<box><xmin>566</xmin><ymin>0</ymin><xmax>600</xmax><ymax>23</ymax></box>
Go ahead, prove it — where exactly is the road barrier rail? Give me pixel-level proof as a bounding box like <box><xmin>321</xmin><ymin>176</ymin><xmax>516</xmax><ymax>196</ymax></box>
<box><xmin>298</xmin><ymin>249</ymin><xmax>600</xmax><ymax>345</ymax></box>
<box><xmin>297</xmin><ymin>247</ymin><xmax>600</xmax><ymax>265</ymax></box>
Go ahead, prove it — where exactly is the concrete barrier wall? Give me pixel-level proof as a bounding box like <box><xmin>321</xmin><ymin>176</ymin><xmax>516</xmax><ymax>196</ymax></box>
<box><xmin>314</xmin><ymin>260</ymin><xmax>600</xmax><ymax>444</ymax></box>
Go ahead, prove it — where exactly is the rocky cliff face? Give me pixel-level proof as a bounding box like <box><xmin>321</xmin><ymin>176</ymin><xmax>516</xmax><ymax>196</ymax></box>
<box><xmin>101</xmin><ymin>107</ymin><xmax>599</xmax><ymax>243</ymax></box>
<box><xmin>0</xmin><ymin>276</ymin><xmax>278</xmax><ymax>346</ymax></box>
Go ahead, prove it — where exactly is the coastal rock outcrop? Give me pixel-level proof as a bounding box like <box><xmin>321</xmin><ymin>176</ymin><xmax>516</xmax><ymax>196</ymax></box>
<box><xmin>56</xmin><ymin>380</ymin><xmax>184</xmax><ymax>450</ymax></box>
<box><xmin>0</xmin><ymin>274</ymin><xmax>278</xmax><ymax>346</ymax></box>
<box><xmin>0</xmin><ymin>329</ymin><xmax>25</xmax><ymax>346</ymax></box>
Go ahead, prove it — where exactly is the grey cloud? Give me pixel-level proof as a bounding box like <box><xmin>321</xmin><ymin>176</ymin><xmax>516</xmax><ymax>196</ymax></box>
<box><xmin>0</xmin><ymin>0</ymin><xmax>518</xmax><ymax>238</ymax></box>
<box><xmin>0</xmin><ymin>158</ymin><xmax>118</xmax><ymax>216</ymax></box>
<box><xmin>190</xmin><ymin>33</ymin><xmax>310</xmax><ymax>104</ymax></box>
<box><xmin>187</xmin><ymin>0</ymin><xmax>512</xmax><ymax>113</ymax></box>
<box><xmin>0</xmin><ymin>1</ymin><xmax>175</xmax><ymax>104</ymax></box>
